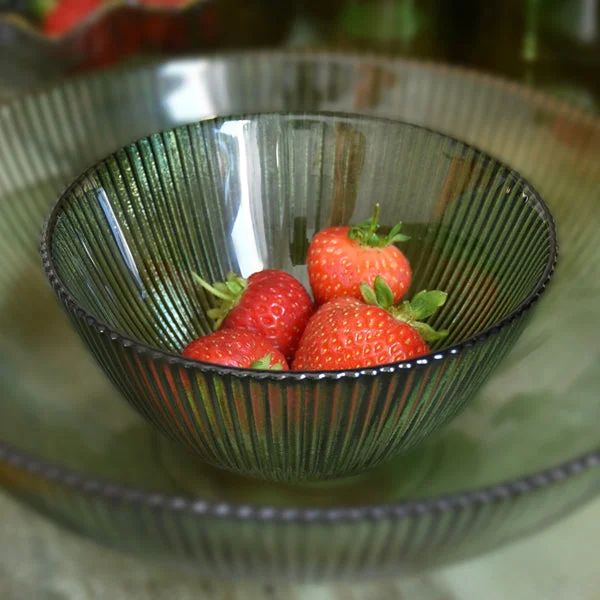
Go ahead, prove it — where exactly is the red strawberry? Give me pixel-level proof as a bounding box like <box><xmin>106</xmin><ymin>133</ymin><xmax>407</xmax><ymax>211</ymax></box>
<box><xmin>293</xmin><ymin>277</ymin><xmax>447</xmax><ymax>371</ymax></box>
<box><xmin>43</xmin><ymin>0</ymin><xmax>102</xmax><ymax>36</ymax></box>
<box><xmin>307</xmin><ymin>204</ymin><xmax>412</xmax><ymax>306</ymax></box>
<box><xmin>182</xmin><ymin>328</ymin><xmax>288</xmax><ymax>370</ymax></box>
<box><xmin>193</xmin><ymin>270</ymin><xmax>314</xmax><ymax>362</ymax></box>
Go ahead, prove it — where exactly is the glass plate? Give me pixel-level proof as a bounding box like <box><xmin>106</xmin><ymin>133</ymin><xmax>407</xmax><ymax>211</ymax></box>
<box><xmin>0</xmin><ymin>51</ymin><xmax>598</xmax><ymax>581</ymax></box>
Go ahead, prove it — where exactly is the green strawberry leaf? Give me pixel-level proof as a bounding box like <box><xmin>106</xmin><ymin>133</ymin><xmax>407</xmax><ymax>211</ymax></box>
<box><xmin>360</xmin><ymin>282</ymin><xmax>379</xmax><ymax>306</ymax></box>
<box><xmin>406</xmin><ymin>290</ymin><xmax>448</xmax><ymax>320</ymax></box>
<box><xmin>250</xmin><ymin>354</ymin><xmax>283</xmax><ymax>370</ymax></box>
<box><xmin>387</xmin><ymin>222</ymin><xmax>411</xmax><ymax>243</ymax></box>
<box><xmin>410</xmin><ymin>322</ymin><xmax>449</xmax><ymax>344</ymax></box>
<box><xmin>192</xmin><ymin>271</ymin><xmax>247</xmax><ymax>330</ymax></box>
<box><xmin>224</xmin><ymin>276</ymin><xmax>246</xmax><ymax>295</ymax></box>
<box><xmin>207</xmin><ymin>308</ymin><xmax>222</xmax><ymax>321</ymax></box>
<box><xmin>373</xmin><ymin>275</ymin><xmax>395</xmax><ymax>308</ymax></box>
<box><xmin>29</xmin><ymin>0</ymin><xmax>57</xmax><ymax>19</ymax></box>
<box><xmin>194</xmin><ymin>275</ymin><xmax>231</xmax><ymax>301</ymax></box>
<box><xmin>348</xmin><ymin>203</ymin><xmax>410</xmax><ymax>248</ymax></box>
<box><xmin>360</xmin><ymin>279</ymin><xmax>449</xmax><ymax>345</ymax></box>
<box><xmin>392</xmin><ymin>290</ymin><xmax>448</xmax><ymax>323</ymax></box>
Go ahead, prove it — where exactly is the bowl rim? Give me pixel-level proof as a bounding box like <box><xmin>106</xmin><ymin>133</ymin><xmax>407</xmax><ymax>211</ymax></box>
<box><xmin>1</xmin><ymin>50</ymin><xmax>597</xmax><ymax>523</ymax></box>
<box><xmin>0</xmin><ymin>439</ymin><xmax>597</xmax><ymax>521</ymax></box>
<box><xmin>40</xmin><ymin>110</ymin><xmax>558</xmax><ymax>382</ymax></box>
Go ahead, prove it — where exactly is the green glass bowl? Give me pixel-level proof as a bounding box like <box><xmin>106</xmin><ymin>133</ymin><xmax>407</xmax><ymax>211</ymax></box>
<box><xmin>41</xmin><ymin>112</ymin><xmax>556</xmax><ymax>482</ymax></box>
<box><xmin>0</xmin><ymin>52</ymin><xmax>598</xmax><ymax>582</ymax></box>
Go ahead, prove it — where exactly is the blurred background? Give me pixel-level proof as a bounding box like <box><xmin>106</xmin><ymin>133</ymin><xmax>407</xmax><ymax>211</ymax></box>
<box><xmin>0</xmin><ymin>0</ymin><xmax>599</xmax><ymax>110</ymax></box>
<box><xmin>0</xmin><ymin>1</ymin><xmax>599</xmax><ymax>599</ymax></box>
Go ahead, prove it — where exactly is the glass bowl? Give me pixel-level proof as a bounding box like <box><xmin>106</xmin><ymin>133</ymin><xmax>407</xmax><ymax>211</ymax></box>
<box><xmin>0</xmin><ymin>51</ymin><xmax>598</xmax><ymax>581</ymax></box>
<box><xmin>40</xmin><ymin>112</ymin><xmax>555</xmax><ymax>482</ymax></box>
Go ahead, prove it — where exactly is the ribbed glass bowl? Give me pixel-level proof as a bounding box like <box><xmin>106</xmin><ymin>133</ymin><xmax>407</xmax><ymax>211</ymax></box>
<box><xmin>41</xmin><ymin>112</ymin><xmax>555</xmax><ymax>482</ymax></box>
<box><xmin>0</xmin><ymin>52</ymin><xmax>598</xmax><ymax>581</ymax></box>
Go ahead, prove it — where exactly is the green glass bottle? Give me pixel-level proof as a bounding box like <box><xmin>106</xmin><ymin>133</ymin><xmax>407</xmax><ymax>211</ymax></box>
<box><xmin>313</xmin><ymin>0</ymin><xmax>448</xmax><ymax>59</ymax></box>
<box><xmin>448</xmin><ymin>0</ymin><xmax>600</xmax><ymax>110</ymax></box>
<box><xmin>532</xmin><ymin>0</ymin><xmax>600</xmax><ymax>110</ymax></box>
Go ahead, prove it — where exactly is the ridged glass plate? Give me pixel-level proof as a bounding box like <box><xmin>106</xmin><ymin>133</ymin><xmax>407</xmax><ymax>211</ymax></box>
<box><xmin>0</xmin><ymin>52</ymin><xmax>598</xmax><ymax>581</ymax></box>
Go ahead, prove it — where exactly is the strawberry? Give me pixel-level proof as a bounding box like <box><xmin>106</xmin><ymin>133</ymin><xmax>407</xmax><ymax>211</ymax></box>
<box><xmin>293</xmin><ymin>277</ymin><xmax>447</xmax><ymax>371</ymax></box>
<box><xmin>182</xmin><ymin>328</ymin><xmax>288</xmax><ymax>370</ymax></box>
<box><xmin>193</xmin><ymin>269</ymin><xmax>314</xmax><ymax>362</ymax></box>
<box><xmin>307</xmin><ymin>204</ymin><xmax>412</xmax><ymax>306</ymax></box>
<box><xmin>43</xmin><ymin>0</ymin><xmax>102</xmax><ymax>36</ymax></box>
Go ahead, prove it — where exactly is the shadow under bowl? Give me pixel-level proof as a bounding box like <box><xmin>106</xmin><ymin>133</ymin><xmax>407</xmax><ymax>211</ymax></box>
<box><xmin>41</xmin><ymin>111</ymin><xmax>556</xmax><ymax>482</ymax></box>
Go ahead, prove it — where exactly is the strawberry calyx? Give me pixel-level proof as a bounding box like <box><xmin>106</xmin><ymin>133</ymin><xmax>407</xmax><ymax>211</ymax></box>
<box><xmin>348</xmin><ymin>203</ymin><xmax>410</xmax><ymax>248</ymax></box>
<box><xmin>192</xmin><ymin>272</ymin><xmax>247</xmax><ymax>330</ymax></box>
<box><xmin>250</xmin><ymin>353</ymin><xmax>284</xmax><ymax>371</ymax></box>
<box><xmin>360</xmin><ymin>276</ymin><xmax>449</xmax><ymax>344</ymax></box>
<box><xmin>31</xmin><ymin>0</ymin><xmax>58</xmax><ymax>20</ymax></box>
<box><xmin>393</xmin><ymin>290</ymin><xmax>449</xmax><ymax>344</ymax></box>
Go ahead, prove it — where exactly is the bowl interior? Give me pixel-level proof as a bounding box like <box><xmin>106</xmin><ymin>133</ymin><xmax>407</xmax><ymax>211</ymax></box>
<box><xmin>47</xmin><ymin>112</ymin><xmax>554</xmax><ymax>361</ymax></box>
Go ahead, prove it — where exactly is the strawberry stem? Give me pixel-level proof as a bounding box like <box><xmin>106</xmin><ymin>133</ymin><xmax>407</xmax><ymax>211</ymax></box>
<box><xmin>192</xmin><ymin>273</ymin><xmax>231</xmax><ymax>301</ymax></box>
<box><xmin>192</xmin><ymin>272</ymin><xmax>247</xmax><ymax>330</ymax></box>
<box><xmin>365</xmin><ymin>203</ymin><xmax>380</xmax><ymax>240</ymax></box>
<box><xmin>348</xmin><ymin>203</ymin><xmax>410</xmax><ymax>248</ymax></box>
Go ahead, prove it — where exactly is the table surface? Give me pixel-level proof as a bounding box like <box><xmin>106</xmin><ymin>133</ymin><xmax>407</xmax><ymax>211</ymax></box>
<box><xmin>1</xmin><ymin>490</ymin><xmax>598</xmax><ymax>600</ymax></box>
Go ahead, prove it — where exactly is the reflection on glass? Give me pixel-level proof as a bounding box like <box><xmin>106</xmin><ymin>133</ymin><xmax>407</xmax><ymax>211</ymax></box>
<box><xmin>217</xmin><ymin>119</ymin><xmax>265</xmax><ymax>277</ymax></box>
<box><xmin>96</xmin><ymin>187</ymin><xmax>145</xmax><ymax>296</ymax></box>
<box><xmin>158</xmin><ymin>61</ymin><xmax>223</xmax><ymax>125</ymax></box>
